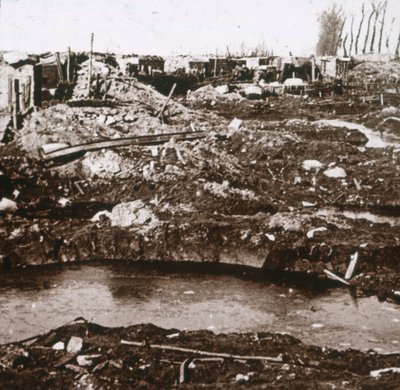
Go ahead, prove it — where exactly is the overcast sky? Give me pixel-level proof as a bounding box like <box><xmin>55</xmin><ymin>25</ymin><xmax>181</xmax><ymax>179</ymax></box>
<box><xmin>0</xmin><ymin>0</ymin><xmax>399</xmax><ymax>56</ymax></box>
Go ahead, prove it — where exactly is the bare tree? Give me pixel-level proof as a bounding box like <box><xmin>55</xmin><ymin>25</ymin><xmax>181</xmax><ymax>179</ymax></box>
<box><xmin>343</xmin><ymin>33</ymin><xmax>349</xmax><ymax>57</ymax></box>
<box><xmin>385</xmin><ymin>17</ymin><xmax>395</xmax><ymax>51</ymax></box>
<box><xmin>396</xmin><ymin>31</ymin><xmax>400</xmax><ymax>58</ymax></box>
<box><xmin>370</xmin><ymin>1</ymin><xmax>384</xmax><ymax>53</ymax></box>
<box><xmin>349</xmin><ymin>15</ymin><xmax>355</xmax><ymax>55</ymax></box>
<box><xmin>362</xmin><ymin>2</ymin><xmax>376</xmax><ymax>54</ymax></box>
<box><xmin>316</xmin><ymin>4</ymin><xmax>345</xmax><ymax>56</ymax></box>
<box><xmin>355</xmin><ymin>3</ymin><xmax>365</xmax><ymax>54</ymax></box>
<box><xmin>378</xmin><ymin>0</ymin><xmax>388</xmax><ymax>53</ymax></box>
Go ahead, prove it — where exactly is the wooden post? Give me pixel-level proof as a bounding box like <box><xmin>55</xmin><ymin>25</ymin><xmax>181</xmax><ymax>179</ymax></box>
<box><xmin>67</xmin><ymin>46</ymin><xmax>71</xmax><ymax>83</ymax></box>
<box><xmin>311</xmin><ymin>57</ymin><xmax>316</xmax><ymax>82</ymax></box>
<box><xmin>214</xmin><ymin>49</ymin><xmax>218</xmax><ymax>77</ymax></box>
<box><xmin>13</xmin><ymin>79</ymin><xmax>20</xmax><ymax>129</ymax></box>
<box><xmin>157</xmin><ymin>83</ymin><xmax>177</xmax><ymax>119</ymax></box>
<box><xmin>96</xmin><ymin>73</ymin><xmax>100</xmax><ymax>97</ymax></box>
<box><xmin>20</xmin><ymin>83</ymin><xmax>26</xmax><ymax>112</ymax></box>
<box><xmin>8</xmin><ymin>76</ymin><xmax>13</xmax><ymax>113</ymax></box>
<box><xmin>103</xmin><ymin>75</ymin><xmax>108</xmax><ymax>100</ymax></box>
<box><xmin>55</xmin><ymin>52</ymin><xmax>64</xmax><ymax>82</ymax></box>
<box><xmin>88</xmin><ymin>33</ymin><xmax>94</xmax><ymax>97</ymax></box>
<box><xmin>380</xmin><ymin>93</ymin><xmax>384</xmax><ymax>106</ymax></box>
<box><xmin>26</xmin><ymin>76</ymin><xmax>32</xmax><ymax>107</ymax></box>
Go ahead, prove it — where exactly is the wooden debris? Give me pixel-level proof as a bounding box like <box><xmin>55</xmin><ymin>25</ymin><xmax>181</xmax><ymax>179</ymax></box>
<box><xmin>324</xmin><ymin>269</ymin><xmax>350</xmax><ymax>286</ymax></box>
<box><xmin>120</xmin><ymin>340</ymin><xmax>283</xmax><ymax>362</ymax></box>
<box><xmin>353</xmin><ymin>178</ymin><xmax>362</xmax><ymax>191</ymax></box>
<box><xmin>179</xmin><ymin>358</ymin><xmax>192</xmax><ymax>384</ymax></box>
<box><xmin>157</xmin><ymin>83</ymin><xmax>177</xmax><ymax>119</ymax></box>
<box><xmin>345</xmin><ymin>252</ymin><xmax>359</xmax><ymax>280</ymax></box>
<box><xmin>40</xmin><ymin>131</ymin><xmax>207</xmax><ymax>161</ymax></box>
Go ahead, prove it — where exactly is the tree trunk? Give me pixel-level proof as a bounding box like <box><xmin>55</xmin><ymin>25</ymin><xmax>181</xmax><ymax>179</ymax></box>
<box><xmin>378</xmin><ymin>0</ymin><xmax>388</xmax><ymax>53</ymax></box>
<box><xmin>355</xmin><ymin>3</ymin><xmax>365</xmax><ymax>54</ymax></box>
<box><xmin>343</xmin><ymin>33</ymin><xmax>349</xmax><ymax>57</ymax></box>
<box><xmin>396</xmin><ymin>31</ymin><xmax>400</xmax><ymax>58</ymax></box>
<box><xmin>349</xmin><ymin>15</ymin><xmax>355</xmax><ymax>55</ymax></box>
<box><xmin>385</xmin><ymin>17</ymin><xmax>395</xmax><ymax>51</ymax></box>
<box><xmin>336</xmin><ymin>18</ymin><xmax>346</xmax><ymax>55</ymax></box>
<box><xmin>370</xmin><ymin>2</ymin><xmax>383</xmax><ymax>53</ymax></box>
<box><xmin>363</xmin><ymin>5</ymin><xmax>376</xmax><ymax>54</ymax></box>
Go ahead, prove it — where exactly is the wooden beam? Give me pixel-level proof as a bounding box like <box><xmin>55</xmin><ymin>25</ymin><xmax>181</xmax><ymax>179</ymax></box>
<box><xmin>40</xmin><ymin>131</ymin><xmax>207</xmax><ymax>161</ymax></box>
<box><xmin>67</xmin><ymin>47</ymin><xmax>71</xmax><ymax>83</ymax></box>
<box><xmin>120</xmin><ymin>339</ymin><xmax>283</xmax><ymax>363</ymax></box>
<box><xmin>157</xmin><ymin>83</ymin><xmax>177</xmax><ymax>119</ymax></box>
<box><xmin>8</xmin><ymin>76</ymin><xmax>13</xmax><ymax>113</ymax></box>
<box><xmin>12</xmin><ymin>79</ymin><xmax>20</xmax><ymax>129</ymax></box>
<box><xmin>88</xmin><ymin>33</ymin><xmax>94</xmax><ymax>97</ymax></box>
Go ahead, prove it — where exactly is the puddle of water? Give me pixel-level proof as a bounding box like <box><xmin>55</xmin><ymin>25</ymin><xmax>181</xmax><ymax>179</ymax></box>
<box><xmin>317</xmin><ymin>208</ymin><xmax>400</xmax><ymax>226</ymax></box>
<box><xmin>1</xmin><ymin>263</ymin><xmax>400</xmax><ymax>352</ymax></box>
<box><xmin>314</xmin><ymin>119</ymin><xmax>400</xmax><ymax>148</ymax></box>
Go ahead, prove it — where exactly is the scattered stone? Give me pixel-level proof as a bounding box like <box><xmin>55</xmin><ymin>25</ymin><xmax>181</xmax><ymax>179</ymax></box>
<box><xmin>0</xmin><ymin>197</ymin><xmax>17</xmax><ymax>212</ymax></box>
<box><xmin>77</xmin><ymin>354</ymin><xmax>102</xmax><ymax>367</ymax></box>
<box><xmin>52</xmin><ymin>341</ymin><xmax>65</xmax><ymax>351</ymax></box>
<box><xmin>228</xmin><ymin>118</ymin><xmax>243</xmax><ymax>131</ymax></box>
<box><xmin>302</xmin><ymin>160</ymin><xmax>323</xmax><ymax>171</ymax></box>
<box><xmin>215</xmin><ymin>85</ymin><xmax>229</xmax><ymax>94</ymax></box>
<box><xmin>235</xmin><ymin>373</ymin><xmax>249</xmax><ymax>383</ymax></box>
<box><xmin>323</xmin><ymin>167</ymin><xmax>347</xmax><ymax>178</ymax></box>
<box><xmin>66</xmin><ymin>336</ymin><xmax>83</xmax><ymax>353</ymax></box>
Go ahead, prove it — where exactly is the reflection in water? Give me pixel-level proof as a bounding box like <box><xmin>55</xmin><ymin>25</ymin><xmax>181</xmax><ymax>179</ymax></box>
<box><xmin>1</xmin><ymin>262</ymin><xmax>400</xmax><ymax>353</ymax></box>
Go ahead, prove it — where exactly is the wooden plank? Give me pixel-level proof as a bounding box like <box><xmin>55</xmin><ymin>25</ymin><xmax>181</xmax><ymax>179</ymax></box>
<box><xmin>120</xmin><ymin>339</ymin><xmax>283</xmax><ymax>362</ymax></box>
<box><xmin>13</xmin><ymin>79</ymin><xmax>20</xmax><ymax>129</ymax></box>
<box><xmin>40</xmin><ymin>131</ymin><xmax>207</xmax><ymax>161</ymax></box>
<box><xmin>8</xmin><ymin>76</ymin><xmax>13</xmax><ymax>113</ymax></box>
<box><xmin>157</xmin><ymin>83</ymin><xmax>177</xmax><ymax>119</ymax></box>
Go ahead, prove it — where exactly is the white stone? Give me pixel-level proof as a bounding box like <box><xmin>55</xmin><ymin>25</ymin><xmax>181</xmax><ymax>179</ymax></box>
<box><xmin>228</xmin><ymin>118</ymin><xmax>243</xmax><ymax>131</ymax></box>
<box><xmin>0</xmin><ymin>197</ymin><xmax>17</xmax><ymax>212</ymax></box>
<box><xmin>66</xmin><ymin>336</ymin><xmax>83</xmax><ymax>353</ymax></box>
<box><xmin>302</xmin><ymin>160</ymin><xmax>323</xmax><ymax>171</ymax></box>
<box><xmin>110</xmin><ymin>200</ymin><xmax>157</xmax><ymax>228</ymax></box>
<box><xmin>215</xmin><ymin>85</ymin><xmax>229</xmax><ymax>94</ymax></box>
<box><xmin>323</xmin><ymin>167</ymin><xmax>347</xmax><ymax>178</ymax></box>
<box><xmin>52</xmin><ymin>341</ymin><xmax>65</xmax><ymax>350</ymax></box>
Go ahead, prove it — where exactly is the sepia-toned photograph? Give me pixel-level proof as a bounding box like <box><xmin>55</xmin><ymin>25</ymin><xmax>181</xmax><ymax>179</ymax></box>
<box><xmin>1</xmin><ymin>0</ymin><xmax>400</xmax><ymax>388</ymax></box>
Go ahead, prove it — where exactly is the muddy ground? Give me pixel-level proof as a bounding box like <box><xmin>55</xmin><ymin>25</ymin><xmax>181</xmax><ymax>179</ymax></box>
<box><xmin>1</xmin><ymin>59</ymin><xmax>400</xmax><ymax>387</ymax></box>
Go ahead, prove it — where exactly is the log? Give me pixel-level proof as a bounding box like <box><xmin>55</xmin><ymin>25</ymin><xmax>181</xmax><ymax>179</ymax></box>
<box><xmin>40</xmin><ymin>131</ymin><xmax>207</xmax><ymax>161</ymax></box>
<box><xmin>120</xmin><ymin>340</ymin><xmax>283</xmax><ymax>362</ymax></box>
<box><xmin>157</xmin><ymin>83</ymin><xmax>177</xmax><ymax>119</ymax></box>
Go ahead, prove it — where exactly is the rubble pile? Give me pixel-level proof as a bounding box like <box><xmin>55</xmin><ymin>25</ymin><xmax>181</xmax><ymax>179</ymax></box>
<box><xmin>1</xmin><ymin>321</ymin><xmax>400</xmax><ymax>389</ymax></box>
<box><xmin>186</xmin><ymin>84</ymin><xmax>244</xmax><ymax>106</ymax></box>
<box><xmin>347</xmin><ymin>60</ymin><xmax>400</xmax><ymax>84</ymax></box>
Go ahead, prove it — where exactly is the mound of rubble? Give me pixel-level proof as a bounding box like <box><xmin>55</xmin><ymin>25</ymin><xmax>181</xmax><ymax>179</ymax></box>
<box><xmin>1</xmin><ymin>320</ymin><xmax>400</xmax><ymax>389</ymax></box>
<box><xmin>347</xmin><ymin>60</ymin><xmax>400</xmax><ymax>84</ymax></box>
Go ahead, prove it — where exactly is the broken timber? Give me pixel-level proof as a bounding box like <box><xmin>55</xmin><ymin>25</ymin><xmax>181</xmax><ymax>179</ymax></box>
<box><xmin>120</xmin><ymin>339</ymin><xmax>283</xmax><ymax>363</ymax></box>
<box><xmin>39</xmin><ymin>131</ymin><xmax>207</xmax><ymax>161</ymax></box>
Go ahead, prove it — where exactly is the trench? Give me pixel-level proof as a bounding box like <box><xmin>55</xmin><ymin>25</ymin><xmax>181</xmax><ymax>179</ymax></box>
<box><xmin>1</xmin><ymin>261</ymin><xmax>400</xmax><ymax>354</ymax></box>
